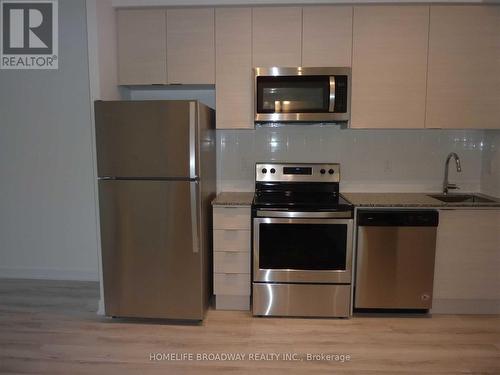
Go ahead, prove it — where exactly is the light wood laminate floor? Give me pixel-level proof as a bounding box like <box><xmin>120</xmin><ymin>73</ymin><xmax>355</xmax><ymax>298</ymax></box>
<box><xmin>0</xmin><ymin>279</ymin><xmax>499</xmax><ymax>374</ymax></box>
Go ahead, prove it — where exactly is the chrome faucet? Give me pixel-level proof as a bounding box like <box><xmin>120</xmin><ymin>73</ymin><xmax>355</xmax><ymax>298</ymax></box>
<box><xmin>443</xmin><ymin>152</ymin><xmax>462</xmax><ymax>194</ymax></box>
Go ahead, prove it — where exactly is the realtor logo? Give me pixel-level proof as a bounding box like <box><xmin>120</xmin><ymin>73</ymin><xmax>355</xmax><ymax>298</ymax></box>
<box><xmin>1</xmin><ymin>0</ymin><xmax>58</xmax><ymax>69</ymax></box>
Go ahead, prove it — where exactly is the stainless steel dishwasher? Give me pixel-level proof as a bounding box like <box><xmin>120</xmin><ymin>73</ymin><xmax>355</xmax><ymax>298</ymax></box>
<box><xmin>354</xmin><ymin>210</ymin><xmax>439</xmax><ymax>311</ymax></box>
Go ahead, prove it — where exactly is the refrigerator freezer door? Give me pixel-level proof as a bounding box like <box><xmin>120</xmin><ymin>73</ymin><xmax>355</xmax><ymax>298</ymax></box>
<box><xmin>95</xmin><ymin>101</ymin><xmax>198</xmax><ymax>179</ymax></box>
<box><xmin>99</xmin><ymin>179</ymin><xmax>204</xmax><ymax>320</ymax></box>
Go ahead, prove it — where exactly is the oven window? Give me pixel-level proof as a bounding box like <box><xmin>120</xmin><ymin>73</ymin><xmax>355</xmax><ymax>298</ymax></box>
<box><xmin>257</xmin><ymin>76</ymin><xmax>329</xmax><ymax>113</ymax></box>
<box><xmin>259</xmin><ymin>223</ymin><xmax>347</xmax><ymax>270</ymax></box>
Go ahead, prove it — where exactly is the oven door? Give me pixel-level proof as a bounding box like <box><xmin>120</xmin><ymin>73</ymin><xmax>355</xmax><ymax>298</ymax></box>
<box><xmin>253</xmin><ymin>215</ymin><xmax>353</xmax><ymax>284</ymax></box>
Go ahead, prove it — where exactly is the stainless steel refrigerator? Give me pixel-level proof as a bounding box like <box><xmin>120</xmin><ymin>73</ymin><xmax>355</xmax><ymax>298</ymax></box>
<box><xmin>95</xmin><ymin>100</ymin><xmax>215</xmax><ymax>321</ymax></box>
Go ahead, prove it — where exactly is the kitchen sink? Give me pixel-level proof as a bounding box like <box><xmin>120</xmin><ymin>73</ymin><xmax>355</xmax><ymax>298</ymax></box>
<box><xmin>428</xmin><ymin>193</ymin><xmax>496</xmax><ymax>204</ymax></box>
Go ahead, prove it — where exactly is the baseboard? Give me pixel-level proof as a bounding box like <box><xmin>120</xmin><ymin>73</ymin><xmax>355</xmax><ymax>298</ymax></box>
<box><xmin>0</xmin><ymin>267</ymin><xmax>99</xmax><ymax>282</ymax></box>
<box><xmin>431</xmin><ymin>298</ymin><xmax>500</xmax><ymax>314</ymax></box>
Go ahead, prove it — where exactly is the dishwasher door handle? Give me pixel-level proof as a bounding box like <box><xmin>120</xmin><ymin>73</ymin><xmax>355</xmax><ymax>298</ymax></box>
<box><xmin>357</xmin><ymin>210</ymin><xmax>439</xmax><ymax>227</ymax></box>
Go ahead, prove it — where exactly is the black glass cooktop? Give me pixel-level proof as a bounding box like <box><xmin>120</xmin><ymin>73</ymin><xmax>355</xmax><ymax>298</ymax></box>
<box><xmin>253</xmin><ymin>191</ymin><xmax>353</xmax><ymax>211</ymax></box>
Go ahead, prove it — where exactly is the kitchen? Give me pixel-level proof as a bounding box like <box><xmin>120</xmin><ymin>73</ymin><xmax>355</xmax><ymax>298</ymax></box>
<box><xmin>1</xmin><ymin>0</ymin><xmax>499</xmax><ymax>374</ymax></box>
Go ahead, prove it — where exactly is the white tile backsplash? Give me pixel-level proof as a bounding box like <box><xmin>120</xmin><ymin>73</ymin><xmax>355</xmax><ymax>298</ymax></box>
<box><xmin>481</xmin><ymin>130</ymin><xmax>500</xmax><ymax>197</ymax></box>
<box><xmin>217</xmin><ymin>126</ymin><xmax>487</xmax><ymax>193</ymax></box>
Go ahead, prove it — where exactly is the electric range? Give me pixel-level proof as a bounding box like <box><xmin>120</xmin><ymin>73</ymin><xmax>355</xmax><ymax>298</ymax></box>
<box><xmin>251</xmin><ymin>163</ymin><xmax>354</xmax><ymax>318</ymax></box>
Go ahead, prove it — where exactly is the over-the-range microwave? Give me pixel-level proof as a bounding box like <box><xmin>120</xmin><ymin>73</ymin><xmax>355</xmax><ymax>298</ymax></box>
<box><xmin>254</xmin><ymin>67</ymin><xmax>351</xmax><ymax>123</ymax></box>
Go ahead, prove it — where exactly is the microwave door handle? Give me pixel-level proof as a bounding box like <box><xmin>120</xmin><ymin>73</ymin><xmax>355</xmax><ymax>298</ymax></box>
<box><xmin>329</xmin><ymin>76</ymin><xmax>336</xmax><ymax>112</ymax></box>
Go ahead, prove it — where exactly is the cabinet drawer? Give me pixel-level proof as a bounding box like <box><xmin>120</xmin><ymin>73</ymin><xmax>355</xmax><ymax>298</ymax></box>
<box><xmin>214</xmin><ymin>252</ymin><xmax>250</xmax><ymax>274</ymax></box>
<box><xmin>215</xmin><ymin>295</ymin><xmax>250</xmax><ymax>311</ymax></box>
<box><xmin>213</xmin><ymin>230</ymin><xmax>250</xmax><ymax>252</ymax></box>
<box><xmin>213</xmin><ymin>207</ymin><xmax>250</xmax><ymax>230</ymax></box>
<box><xmin>214</xmin><ymin>273</ymin><xmax>251</xmax><ymax>295</ymax></box>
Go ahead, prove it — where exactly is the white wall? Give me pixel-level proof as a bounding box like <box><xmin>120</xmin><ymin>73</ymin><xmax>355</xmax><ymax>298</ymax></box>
<box><xmin>0</xmin><ymin>0</ymin><xmax>99</xmax><ymax>281</ymax></box>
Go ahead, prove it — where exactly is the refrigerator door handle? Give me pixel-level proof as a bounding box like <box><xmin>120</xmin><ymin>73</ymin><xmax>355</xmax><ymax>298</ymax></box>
<box><xmin>190</xmin><ymin>180</ymin><xmax>200</xmax><ymax>253</ymax></box>
<box><xmin>189</xmin><ymin>102</ymin><xmax>198</xmax><ymax>179</ymax></box>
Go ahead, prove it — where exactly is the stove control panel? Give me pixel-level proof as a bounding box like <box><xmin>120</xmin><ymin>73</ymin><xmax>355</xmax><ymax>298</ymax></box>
<box><xmin>256</xmin><ymin>163</ymin><xmax>340</xmax><ymax>182</ymax></box>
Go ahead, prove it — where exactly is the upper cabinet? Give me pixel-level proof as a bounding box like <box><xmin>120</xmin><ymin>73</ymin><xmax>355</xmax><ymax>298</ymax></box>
<box><xmin>351</xmin><ymin>6</ymin><xmax>429</xmax><ymax>129</ymax></box>
<box><xmin>116</xmin><ymin>8</ymin><xmax>215</xmax><ymax>85</ymax></box>
<box><xmin>166</xmin><ymin>8</ymin><xmax>215</xmax><ymax>84</ymax></box>
<box><xmin>117</xmin><ymin>9</ymin><xmax>167</xmax><ymax>85</ymax></box>
<box><xmin>215</xmin><ymin>8</ymin><xmax>253</xmax><ymax>129</ymax></box>
<box><xmin>302</xmin><ymin>6</ymin><xmax>353</xmax><ymax>67</ymax></box>
<box><xmin>426</xmin><ymin>6</ymin><xmax>500</xmax><ymax>129</ymax></box>
<box><xmin>114</xmin><ymin>5</ymin><xmax>500</xmax><ymax>130</ymax></box>
<box><xmin>252</xmin><ymin>7</ymin><xmax>302</xmax><ymax>67</ymax></box>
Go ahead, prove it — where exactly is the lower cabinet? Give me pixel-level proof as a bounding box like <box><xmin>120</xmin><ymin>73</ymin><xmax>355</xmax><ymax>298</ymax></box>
<box><xmin>432</xmin><ymin>209</ymin><xmax>500</xmax><ymax>314</ymax></box>
<box><xmin>212</xmin><ymin>206</ymin><xmax>251</xmax><ymax>310</ymax></box>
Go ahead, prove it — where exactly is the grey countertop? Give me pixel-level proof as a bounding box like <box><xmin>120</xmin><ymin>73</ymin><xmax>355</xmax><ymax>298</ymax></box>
<box><xmin>212</xmin><ymin>191</ymin><xmax>500</xmax><ymax>208</ymax></box>
<box><xmin>342</xmin><ymin>192</ymin><xmax>500</xmax><ymax>208</ymax></box>
<box><xmin>212</xmin><ymin>192</ymin><xmax>254</xmax><ymax>206</ymax></box>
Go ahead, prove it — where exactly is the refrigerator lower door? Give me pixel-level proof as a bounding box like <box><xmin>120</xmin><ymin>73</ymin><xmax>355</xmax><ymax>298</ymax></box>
<box><xmin>99</xmin><ymin>179</ymin><xmax>205</xmax><ymax>320</ymax></box>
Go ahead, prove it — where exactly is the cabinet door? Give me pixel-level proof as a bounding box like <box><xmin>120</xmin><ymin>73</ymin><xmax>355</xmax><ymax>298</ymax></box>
<box><xmin>117</xmin><ymin>9</ymin><xmax>167</xmax><ymax>85</ymax></box>
<box><xmin>252</xmin><ymin>7</ymin><xmax>302</xmax><ymax>67</ymax></box>
<box><xmin>433</xmin><ymin>210</ymin><xmax>500</xmax><ymax>313</ymax></box>
<box><xmin>426</xmin><ymin>6</ymin><xmax>500</xmax><ymax>129</ymax></box>
<box><xmin>302</xmin><ymin>6</ymin><xmax>353</xmax><ymax>67</ymax></box>
<box><xmin>351</xmin><ymin>6</ymin><xmax>429</xmax><ymax>129</ymax></box>
<box><xmin>166</xmin><ymin>8</ymin><xmax>215</xmax><ymax>84</ymax></box>
<box><xmin>215</xmin><ymin>8</ymin><xmax>253</xmax><ymax>129</ymax></box>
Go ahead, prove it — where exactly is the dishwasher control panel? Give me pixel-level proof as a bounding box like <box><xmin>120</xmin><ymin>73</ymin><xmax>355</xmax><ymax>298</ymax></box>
<box><xmin>357</xmin><ymin>210</ymin><xmax>439</xmax><ymax>227</ymax></box>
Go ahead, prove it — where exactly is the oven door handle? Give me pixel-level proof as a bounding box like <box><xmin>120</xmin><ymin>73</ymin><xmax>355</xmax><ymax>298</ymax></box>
<box><xmin>256</xmin><ymin>210</ymin><xmax>352</xmax><ymax>219</ymax></box>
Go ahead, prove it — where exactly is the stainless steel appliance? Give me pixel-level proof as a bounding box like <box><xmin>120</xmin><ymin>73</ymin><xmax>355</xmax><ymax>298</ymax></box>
<box><xmin>95</xmin><ymin>100</ymin><xmax>215</xmax><ymax>321</ymax></box>
<box><xmin>254</xmin><ymin>67</ymin><xmax>350</xmax><ymax>123</ymax></box>
<box><xmin>252</xmin><ymin>163</ymin><xmax>354</xmax><ymax>318</ymax></box>
<box><xmin>355</xmin><ymin>210</ymin><xmax>439</xmax><ymax>311</ymax></box>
